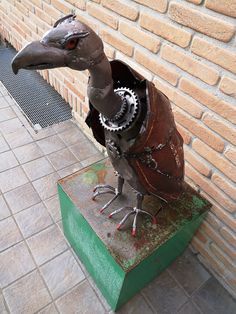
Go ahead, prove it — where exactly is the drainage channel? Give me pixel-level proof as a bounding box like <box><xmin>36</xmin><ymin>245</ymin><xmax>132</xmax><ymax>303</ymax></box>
<box><xmin>0</xmin><ymin>41</ymin><xmax>72</xmax><ymax>129</ymax></box>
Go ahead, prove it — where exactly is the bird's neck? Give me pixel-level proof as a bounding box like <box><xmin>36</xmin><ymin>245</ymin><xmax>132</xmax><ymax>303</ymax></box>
<box><xmin>87</xmin><ymin>55</ymin><xmax>122</xmax><ymax>119</ymax></box>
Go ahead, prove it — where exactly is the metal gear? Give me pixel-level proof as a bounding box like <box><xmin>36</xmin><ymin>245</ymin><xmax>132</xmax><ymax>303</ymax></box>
<box><xmin>99</xmin><ymin>87</ymin><xmax>140</xmax><ymax>133</ymax></box>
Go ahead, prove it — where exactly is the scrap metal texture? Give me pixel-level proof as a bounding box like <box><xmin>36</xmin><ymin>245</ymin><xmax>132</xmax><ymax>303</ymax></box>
<box><xmin>0</xmin><ymin>42</ymin><xmax>72</xmax><ymax>128</ymax></box>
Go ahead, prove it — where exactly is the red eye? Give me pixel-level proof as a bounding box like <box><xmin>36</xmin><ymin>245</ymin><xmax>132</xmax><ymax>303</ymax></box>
<box><xmin>65</xmin><ymin>38</ymin><xmax>77</xmax><ymax>50</ymax></box>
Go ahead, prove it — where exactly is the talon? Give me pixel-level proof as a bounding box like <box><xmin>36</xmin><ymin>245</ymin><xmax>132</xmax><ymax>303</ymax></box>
<box><xmin>132</xmin><ymin>228</ymin><xmax>136</xmax><ymax>237</ymax></box>
<box><xmin>152</xmin><ymin>217</ymin><xmax>157</xmax><ymax>224</ymax></box>
<box><xmin>117</xmin><ymin>223</ymin><xmax>121</xmax><ymax>230</ymax></box>
<box><xmin>108</xmin><ymin>213</ymin><xmax>113</xmax><ymax>218</ymax></box>
<box><xmin>99</xmin><ymin>208</ymin><xmax>105</xmax><ymax>213</ymax></box>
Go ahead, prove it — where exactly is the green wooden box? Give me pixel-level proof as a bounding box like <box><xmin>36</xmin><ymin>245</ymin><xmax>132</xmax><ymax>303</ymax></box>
<box><xmin>58</xmin><ymin>158</ymin><xmax>210</xmax><ymax>311</ymax></box>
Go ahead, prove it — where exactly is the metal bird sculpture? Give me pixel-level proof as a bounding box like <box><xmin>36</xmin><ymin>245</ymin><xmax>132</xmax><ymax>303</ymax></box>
<box><xmin>12</xmin><ymin>15</ymin><xmax>184</xmax><ymax>236</ymax></box>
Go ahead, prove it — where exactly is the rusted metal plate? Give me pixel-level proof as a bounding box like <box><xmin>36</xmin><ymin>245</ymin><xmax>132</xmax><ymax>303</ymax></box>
<box><xmin>58</xmin><ymin>158</ymin><xmax>210</xmax><ymax>272</ymax></box>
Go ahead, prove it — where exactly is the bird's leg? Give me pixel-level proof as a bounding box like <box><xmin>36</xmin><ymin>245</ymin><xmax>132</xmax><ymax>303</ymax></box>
<box><xmin>109</xmin><ymin>192</ymin><xmax>157</xmax><ymax>236</ymax></box>
<box><xmin>92</xmin><ymin>175</ymin><xmax>124</xmax><ymax>213</ymax></box>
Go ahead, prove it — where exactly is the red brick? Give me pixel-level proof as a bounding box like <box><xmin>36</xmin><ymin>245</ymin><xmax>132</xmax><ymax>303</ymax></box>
<box><xmin>76</xmin><ymin>13</ymin><xmax>98</xmax><ymax>32</ymax></box>
<box><xmin>212</xmin><ymin>173</ymin><xmax>236</xmax><ymax>202</ymax></box>
<box><xmin>210</xmin><ymin>243</ymin><xmax>236</xmax><ymax>273</ymax></box>
<box><xmin>194</xmin><ymin>229</ymin><xmax>208</xmax><ymax>244</ymax></box>
<box><xmin>219</xmin><ymin>77</ymin><xmax>236</xmax><ymax>99</ymax></box>
<box><xmin>161</xmin><ymin>45</ymin><xmax>219</xmax><ymax>85</ymax></box>
<box><xmin>30</xmin><ymin>0</ymin><xmax>43</xmax><ymax>8</ymax></box>
<box><xmin>212</xmin><ymin>205</ymin><xmax>236</xmax><ymax>232</ymax></box>
<box><xmin>51</xmin><ymin>0</ymin><xmax>73</xmax><ymax>14</ymax></box>
<box><xmin>153</xmin><ymin>79</ymin><xmax>203</xmax><ymax>118</ymax></box>
<box><xmin>192</xmin><ymin>139</ymin><xmax>236</xmax><ymax>183</ymax></box>
<box><xmin>104</xmin><ymin>44</ymin><xmax>115</xmax><ymax>59</ymax></box>
<box><xmin>220</xmin><ymin>227</ymin><xmax>236</xmax><ymax>250</ymax></box>
<box><xmin>173</xmin><ymin>108</ymin><xmax>224</xmax><ymax>152</ymax></box>
<box><xmin>191</xmin><ymin>37</ymin><xmax>236</xmax><ymax>74</ymax></box>
<box><xmin>42</xmin><ymin>3</ymin><xmax>61</xmax><ymax>21</ymax></box>
<box><xmin>186</xmin><ymin>163</ymin><xmax>236</xmax><ymax>213</ymax></box>
<box><xmin>185</xmin><ymin>147</ymin><xmax>211</xmax><ymax>177</ymax></box>
<box><xmin>134</xmin><ymin>0</ymin><xmax>167</xmax><ymax>13</ymax></box>
<box><xmin>176</xmin><ymin>124</ymin><xmax>192</xmax><ymax>145</ymax></box>
<box><xmin>15</xmin><ymin>1</ymin><xmax>29</xmax><ymax>16</ymax></box>
<box><xmin>191</xmin><ymin>237</ymin><xmax>228</xmax><ymax>278</ymax></box>
<box><xmin>87</xmin><ymin>2</ymin><xmax>118</xmax><ymax>29</ymax></box>
<box><xmin>206</xmin><ymin>212</ymin><xmax>222</xmax><ymax>230</ymax></box>
<box><xmin>66</xmin><ymin>0</ymin><xmax>86</xmax><ymax>10</ymax></box>
<box><xmin>186</xmin><ymin>0</ymin><xmax>202</xmax><ymax>4</ymax></box>
<box><xmin>120</xmin><ymin>22</ymin><xmax>160</xmax><ymax>53</ymax></box>
<box><xmin>203</xmin><ymin>113</ymin><xmax>236</xmax><ymax>145</ymax></box>
<box><xmin>102</xmin><ymin>0</ymin><xmax>139</xmax><ymax>21</ymax></box>
<box><xmin>64</xmin><ymin>79</ymin><xmax>85</xmax><ymax>101</ymax></box>
<box><xmin>140</xmin><ymin>12</ymin><xmax>191</xmax><ymax>48</ymax></box>
<box><xmin>35</xmin><ymin>7</ymin><xmax>52</xmax><ymax>26</ymax></box>
<box><xmin>100</xmin><ymin>29</ymin><xmax>133</xmax><ymax>57</ymax></box>
<box><xmin>201</xmin><ymin>221</ymin><xmax>236</xmax><ymax>261</ymax></box>
<box><xmin>224</xmin><ymin>147</ymin><xmax>236</xmax><ymax>166</ymax></box>
<box><xmin>205</xmin><ymin>0</ymin><xmax>236</xmax><ymax>18</ymax></box>
<box><xmin>179</xmin><ymin>78</ymin><xmax>236</xmax><ymax>124</ymax></box>
<box><xmin>169</xmin><ymin>2</ymin><xmax>235</xmax><ymax>42</ymax></box>
<box><xmin>135</xmin><ymin>50</ymin><xmax>179</xmax><ymax>86</ymax></box>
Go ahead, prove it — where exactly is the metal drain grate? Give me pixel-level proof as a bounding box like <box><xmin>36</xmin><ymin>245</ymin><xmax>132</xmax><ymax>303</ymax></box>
<box><xmin>0</xmin><ymin>43</ymin><xmax>72</xmax><ymax>129</ymax></box>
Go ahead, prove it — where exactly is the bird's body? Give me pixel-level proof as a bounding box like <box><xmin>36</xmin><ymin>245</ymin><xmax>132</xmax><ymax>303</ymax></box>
<box><xmin>87</xmin><ymin>60</ymin><xmax>184</xmax><ymax>202</ymax></box>
<box><xmin>11</xmin><ymin>15</ymin><xmax>184</xmax><ymax>235</ymax></box>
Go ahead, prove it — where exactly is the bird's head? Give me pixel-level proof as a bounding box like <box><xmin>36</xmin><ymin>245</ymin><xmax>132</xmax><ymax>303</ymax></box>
<box><xmin>11</xmin><ymin>14</ymin><xmax>104</xmax><ymax>74</ymax></box>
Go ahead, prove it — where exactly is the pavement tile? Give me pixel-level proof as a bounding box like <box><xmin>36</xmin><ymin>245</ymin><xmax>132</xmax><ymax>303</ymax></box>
<box><xmin>57</xmin><ymin>162</ymin><xmax>83</xmax><ymax>178</ymax></box>
<box><xmin>27</xmin><ymin>225</ymin><xmax>68</xmax><ymax>265</ymax></box>
<box><xmin>0</xmin><ymin>118</ymin><xmax>23</xmax><ymax>135</ymax></box>
<box><xmin>0</xmin><ymin>217</ymin><xmax>22</xmax><ymax>252</ymax></box>
<box><xmin>44</xmin><ymin>195</ymin><xmax>61</xmax><ymax>222</ymax></box>
<box><xmin>4</xmin><ymin>95</ymin><xmax>16</xmax><ymax>106</ymax></box>
<box><xmin>0</xmin><ymin>135</ymin><xmax>9</xmax><ymax>153</ymax></box>
<box><xmin>58</xmin><ymin>126</ymin><xmax>87</xmax><ymax>146</ymax></box>
<box><xmin>0</xmin><ymin>150</ymin><xmax>19</xmax><ymax>172</ymax></box>
<box><xmin>3</xmin><ymin>270</ymin><xmax>51</xmax><ymax>314</ymax></box>
<box><xmin>168</xmin><ymin>248</ymin><xmax>211</xmax><ymax>295</ymax></box>
<box><xmin>53</xmin><ymin>120</ymin><xmax>76</xmax><ymax>134</ymax></box>
<box><xmin>37</xmin><ymin>135</ymin><xmax>66</xmax><ymax>155</ymax></box>
<box><xmin>4</xmin><ymin>183</ymin><xmax>41</xmax><ymax>214</ymax></box>
<box><xmin>40</xmin><ymin>250</ymin><xmax>85</xmax><ymax>299</ymax></box>
<box><xmin>192</xmin><ymin>277</ymin><xmax>236</xmax><ymax>314</ymax></box>
<box><xmin>0</xmin><ymin>195</ymin><xmax>11</xmax><ymax>220</ymax></box>
<box><xmin>112</xmin><ymin>294</ymin><xmax>154</xmax><ymax>314</ymax></box>
<box><xmin>38</xmin><ymin>303</ymin><xmax>58</xmax><ymax>314</ymax></box>
<box><xmin>0</xmin><ymin>241</ymin><xmax>35</xmax><ymax>288</ymax></box>
<box><xmin>178</xmin><ymin>301</ymin><xmax>201</xmax><ymax>314</ymax></box>
<box><xmin>0</xmin><ymin>96</ymin><xmax>10</xmax><ymax>109</ymax></box>
<box><xmin>80</xmin><ymin>153</ymin><xmax>104</xmax><ymax>167</ymax></box>
<box><xmin>13</xmin><ymin>142</ymin><xmax>44</xmax><ymax>164</ymax></box>
<box><xmin>0</xmin><ymin>293</ymin><xmax>8</xmax><ymax>314</ymax></box>
<box><xmin>69</xmin><ymin>140</ymin><xmax>99</xmax><ymax>161</ymax></box>
<box><xmin>56</xmin><ymin>281</ymin><xmax>105</xmax><ymax>314</ymax></box>
<box><xmin>142</xmin><ymin>270</ymin><xmax>188</xmax><ymax>313</ymax></box>
<box><xmin>4</xmin><ymin>128</ymin><xmax>33</xmax><ymax>149</ymax></box>
<box><xmin>47</xmin><ymin>148</ymin><xmax>78</xmax><ymax>170</ymax></box>
<box><xmin>15</xmin><ymin>202</ymin><xmax>53</xmax><ymax>238</ymax></box>
<box><xmin>30</xmin><ymin>126</ymin><xmax>56</xmax><ymax>140</ymax></box>
<box><xmin>0</xmin><ymin>107</ymin><xmax>16</xmax><ymax>122</ymax></box>
<box><xmin>32</xmin><ymin>172</ymin><xmax>60</xmax><ymax>200</ymax></box>
<box><xmin>22</xmin><ymin>157</ymin><xmax>54</xmax><ymax>181</ymax></box>
<box><xmin>0</xmin><ymin>166</ymin><xmax>29</xmax><ymax>193</ymax></box>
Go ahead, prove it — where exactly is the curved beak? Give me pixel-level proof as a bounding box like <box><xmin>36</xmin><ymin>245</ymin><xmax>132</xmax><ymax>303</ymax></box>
<box><xmin>11</xmin><ymin>41</ymin><xmax>65</xmax><ymax>74</ymax></box>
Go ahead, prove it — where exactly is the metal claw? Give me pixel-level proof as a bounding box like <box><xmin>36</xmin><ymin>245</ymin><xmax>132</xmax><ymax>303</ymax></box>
<box><xmin>93</xmin><ymin>184</ymin><xmax>115</xmax><ymax>193</ymax></box>
<box><xmin>92</xmin><ymin>189</ymin><xmax>116</xmax><ymax>201</ymax></box>
<box><xmin>99</xmin><ymin>192</ymin><xmax>120</xmax><ymax>213</ymax></box>
<box><xmin>117</xmin><ymin>211</ymin><xmax>134</xmax><ymax>230</ymax></box>
<box><xmin>108</xmin><ymin>206</ymin><xmax>133</xmax><ymax>218</ymax></box>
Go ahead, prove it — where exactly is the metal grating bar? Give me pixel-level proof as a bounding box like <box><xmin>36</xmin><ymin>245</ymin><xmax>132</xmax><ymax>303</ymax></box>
<box><xmin>0</xmin><ymin>43</ymin><xmax>72</xmax><ymax>128</ymax></box>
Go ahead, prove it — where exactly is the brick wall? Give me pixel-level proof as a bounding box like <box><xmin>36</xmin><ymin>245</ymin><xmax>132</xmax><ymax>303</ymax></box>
<box><xmin>0</xmin><ymin>0</ymin><xmax>235</xmax><ymax>297</ymax></box>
